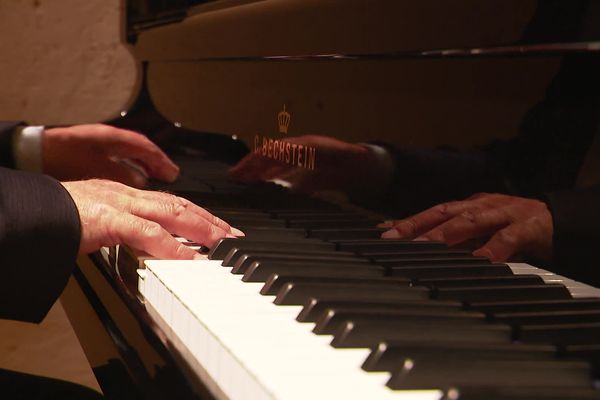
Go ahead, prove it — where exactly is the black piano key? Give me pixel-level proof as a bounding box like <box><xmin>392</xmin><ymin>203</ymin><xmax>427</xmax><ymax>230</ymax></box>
<box><xmin>209</xmin><ymin>207</ymin><xmax>265</xmax><ymax>215</ymax></box>
<box><xmin>273</xmin><ymin>282</ymin><xmax>428</xmax><ymax>306</ymax></box>
<box><xmin>232</xmin><ymin>227</ymin><xmax>307</xmax><ymax>240</ymax></box>
<box><xmin>517</xmin><ymin>323</ymin><xmax>600</xmax><ymax>345</ymax></box>
<box><xmin>211</xmin><ymin>210</ymin><xmax>270</xmax><ymax>219</ymax></box>
<box><xmin>313</xmin><ymin>308</ymin><xmax>485</xmax><ymax>335</ymax></box>
<box><xmin>274</xmin><ymin>211</ymin><xmax>367</xmax><ymax>220</ymax></box>
<box><xmin>363</xmin><ymin>341</ymin><xmax>556</xmax><ymax>372</ymax></box>
<box><xmin>208</xmin><ymin>238</ymin><xmax>335</xmax><ymax>259</ymax></box>
<box><xmin>559</xmin><ymin>345</ymin><xmax>600</xmax><ymax>377</ymax></box>
<box><xmin>449</xmin><ymin>387</ymin><xmax>600</xmax><ymax>400</ymax></box>
<box><xmin>262</xmin><ymin>275</ymin><xmax>410</xmax><ymax>296</ymax></box>
<box><xmin>432</xmin><ymin>284</ymin><xmax>572</xmax><ymax>303</ymax></box>
<box><xmin>269</xmin><ymin>210</ymin><xmax>352</xmax><ymax>219</ymax></box>
<box><xmin>490</xmin><ymin>310</ymin><xmax>600</xmax><ymax>325</ymax></box>
<box><xmin>416</xmin><ymin>274</ymin><xmax>544</xmax><ymax>288</ymax></box>
<box><xmin>222</xmin><ymin>246</ymin><xmax>358</xmax><ymax>265</ymax></box>
<box><xmin>229</xmin><ymin>252</ymin><xmax>365</xmax><ymax>274</ymax></box>
<box><xmin>560</xmin><ymin>344</ymin><xmax>600</xmax><ymax>360</ymax></box>
<box><xmin>222</xmin><ymin>217</ymin><xmax>287</xmax><ymax>228</ymax></box>
<box><xmin>466</xmin><ymin>298</ymin><xmax>600</xmax><ymax>314</ymax></box>
<box><xmin>297</xmin><ymin>298</ymin><xmax>462</xmax><ymax>323</ymax></box>
<box><xmin>286</xmin><ymin>218</ymin><xmax>381</xmax><ymax>229</ymax></box>
<box><xmin>375</xmin><ymin>256</ymin><xmax>490</xmax><ymax>266</ymax></box>
<box><xmin>242</xmin><ymin>260</ymin><xmax>384</xmax><ymax>282</ymax></box>
<box><xmin>307</xmin><ymin>228</ymin><xmax>386</xmax><ymax>240</ymax></box>
<box><xmin>387</xmin><ymin>359</ymin><xmax>591</xmax><ymax>391</ymax></box>
<box><xmin>362</xmin><ymin>250</ymin><xmax>472</xmax><ymax>259</ymax></box>
<box><xmin>222</xmin><ymin>247</ymin><xmax>357</xmax><ymax>267</ymax></box>
<box><xmin>331</xmin><ymin>320</ymin><xmax>511</xmax><ymax>348</ymax></box>
<box><xmin>388</xmin><ymin>264</ymin><xmax>513</xmax><ymax>279</ymax></box>
<box><xmin>332</xmin><ymin>239</ymin><xmax>448</xmax><ymax>253</ymax></box>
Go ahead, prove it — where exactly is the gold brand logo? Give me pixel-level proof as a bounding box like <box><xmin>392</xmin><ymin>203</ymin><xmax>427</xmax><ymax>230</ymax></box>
<box><xmin>278</xmin><ymin>105</ymin><xmax>291</xmax><ymax>134</ymax></box>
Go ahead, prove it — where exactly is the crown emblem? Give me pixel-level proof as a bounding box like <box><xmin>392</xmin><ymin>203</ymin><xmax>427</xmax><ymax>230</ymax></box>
<box><xmin>278</xmin><ymin>105</ymin><xmax>291</xmax><ymax>134</ymax></box>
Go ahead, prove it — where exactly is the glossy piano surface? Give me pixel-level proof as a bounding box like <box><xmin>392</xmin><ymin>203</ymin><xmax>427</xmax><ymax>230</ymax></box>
<box><xmin>61</xmin><ymin>1</ymin><xmax>600</xmax><ymax>399</ymax></box>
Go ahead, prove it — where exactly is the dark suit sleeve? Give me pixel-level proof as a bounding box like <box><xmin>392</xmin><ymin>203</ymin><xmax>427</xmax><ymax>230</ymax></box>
<box><xmin>545</xmin><ymin>186</ymin><xmax>600</xmax><ymax>285</ymax></box>
<box><xmin>0</xmin><ymin>121</ymin><xmax>20</xmax><ymax>169</ymax></box>
<box><xmin>0</xmin><ymin>167</ymin><xmax>81</xmax><ymax>323</ymax></box>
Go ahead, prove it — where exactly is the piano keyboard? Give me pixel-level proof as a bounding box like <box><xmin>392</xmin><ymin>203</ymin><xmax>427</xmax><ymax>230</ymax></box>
<box><xmin>138</xmin><ymin>254</ymin><xmax>600</xmax><ymax>400</ymax></box>
<box><xmin>125</xmin><ymin>158</ymin><xmax>600</xmax><ymax>399</ymax></box>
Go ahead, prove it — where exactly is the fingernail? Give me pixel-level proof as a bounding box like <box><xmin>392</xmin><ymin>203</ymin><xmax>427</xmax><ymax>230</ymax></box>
<box><xmin>230</xmin><ymin>227</ymin><xmax>245</xmax><ymax>237</ymax></box>
<box><xmin>377</xmin><ymin>220</ymin><xmax>394</xmax><ymax>228</ymax></box>
<box><xmin>193</xmin><ymin>253</ymin><xmax>205</xmax><ymax>260</ymax></box>
<box><xmin>226</xmin><ymin>233</ymin><xmax>238</xmax><ymax>238</ymax></box>
<box><xmin>414</xmin><ymin>236</ymin><xmax>429</xmax><ymax>241</ymax></box>
<box><xmin>381</xmin><ymin>229</ymin><xmax>400</xmax><ymax>239</ymax></box>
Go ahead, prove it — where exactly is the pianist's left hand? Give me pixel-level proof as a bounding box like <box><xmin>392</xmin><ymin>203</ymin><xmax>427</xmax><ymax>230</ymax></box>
<box><xmin>43</xmin><ymin>124</ymin><xmax>179</xmax><ymax>188</ymax></box>
<box><xmin>380</xmin><ymin>193</ymin><xmax>553</xmax><ymax>262</ymax></box>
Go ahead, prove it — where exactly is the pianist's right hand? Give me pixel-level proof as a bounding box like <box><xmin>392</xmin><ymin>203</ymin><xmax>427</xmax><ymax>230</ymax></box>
<box><xmin>43</xmin><ymin>124</ymin><xmax>180</xmax><ymax>188</ymax></box>
<box><xmin>61</xmin><ymin>179</ymin><xmax>244</xmax><ymax>259</ymax></box>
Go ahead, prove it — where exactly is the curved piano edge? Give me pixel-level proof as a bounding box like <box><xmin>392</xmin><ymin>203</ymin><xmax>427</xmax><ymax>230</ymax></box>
<box><xmin>60</xmin><ymin>249</ymin><xmax>214</xmax><ymax>400</ymax></box>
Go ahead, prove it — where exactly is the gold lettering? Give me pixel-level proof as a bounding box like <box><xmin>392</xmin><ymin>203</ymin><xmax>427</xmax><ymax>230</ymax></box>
<box><xmin>279</xmin><ymin>140</ymin><xmax>285</xmax><ymax>161</ymax></box>
<box><xmin>307</xmin><ymin>146</ymin><xmax>316</xmax><ymax>170</ymax></box>
<box><xmin>297</xmin><ymin>144</ymin><xmax>304</xmax><ymax>167</ymax></box>
<box><xmin>262</xmin><ymin>137</ymin><xmax>268</xmax><ymax>156</ymax></box>
<box><xmin>272</xmin><ymin>140</ymin><xmax>278</xmax><ymax>160</ymax></box>
<box><xmin>285</xmin><ymin>142</ymin><xmax>291</xmax><ymax>163</ymax></box>
<box><xmin>268</xmin><ymin>138</ymin><xmax>274</xmax><ymax>158</ymax></box>
<box><xmin>291</xmin><ymin>143</ymin><xmax>298</xmax><ymax>165</ymax></box>
<box><xmin>254</xmin><ymin>135</ymin><xmax>260</xmax><ymax>154</ymax></box>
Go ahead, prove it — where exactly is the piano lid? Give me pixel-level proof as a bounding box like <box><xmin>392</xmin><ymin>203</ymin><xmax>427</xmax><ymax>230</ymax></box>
<box><xmin>126</xmin><ymin>1</ymin><xmax>600</xmax><ymax>149</ymax></box>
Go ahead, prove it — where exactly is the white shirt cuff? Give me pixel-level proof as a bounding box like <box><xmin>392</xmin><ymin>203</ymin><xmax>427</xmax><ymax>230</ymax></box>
<box><xmin>13</xmin><ymin>125</ymin><xmax>44</xmax><ymax>172</ymax></box>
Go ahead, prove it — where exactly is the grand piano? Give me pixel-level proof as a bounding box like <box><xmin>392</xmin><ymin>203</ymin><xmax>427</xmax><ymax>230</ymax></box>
<box><xmin>61</xmin><ymin>1</ymin><xmax>600</xmax><ymax>399</ymax></box>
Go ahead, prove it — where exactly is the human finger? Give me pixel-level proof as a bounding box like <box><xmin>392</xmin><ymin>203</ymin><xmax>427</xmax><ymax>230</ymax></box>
<box><xmin>415</xmin><ymin>208</ymin><xmax>510</xmax><ymax>245</ymax></box>
<box><xmin>229</xmin><ymin>154</ymin><xmax>278</xmax><ymax>182</ymax></box>
<box><xmin>121</xmin><ymin>188</ymin><xmax>244</xmax><ymax>236</ymax></box>
<box><xmin>472</xmin><ymin>222</ymin><xmax>528</xmax><ymax>262</ymax></box>
<box><xmin>126</xmin><ymin>196</ymin><xmax>238</xmax><ymax>247</ymax></box>
<box><xmin>381</xmin><ymin>201</ymin><xmax>480</xmax><ymax>239</ymax></box>
<box><xmin>108</xmin><ymin>129</ymin><xmax>179</xmax><ymax>182</ymax></box>
<box><xmin>108</xmin><ymin>211</ymin><xmax>201</xmax><ymax>260</ymax></box>
<box><xmin>90</xmin><ymin>158</ymin><xmax>149</xmax><ymax>188</ymax></box>
<box><xmin>259</xmin><ymin>163</ymin><xmax>291</xmax><ymax>181</ymax></box>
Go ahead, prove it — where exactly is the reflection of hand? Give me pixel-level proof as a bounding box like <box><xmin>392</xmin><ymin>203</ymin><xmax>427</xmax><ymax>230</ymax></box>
<box><xmin>44</xmin><ymin>124</ymin><xmax>179</xmax><ymax>188</ymax></box>
<box><xmin>62</xmin><ymin>179</ymin><xmax>244</xmax><ymax>258</ymax></box>
<box><xmin>380</xmin><ymin>193</ymin><xmax>553</xmax><ymax>262</ymax></box>
<box><xmin>229</xmin><ymin>135</ymin><xmax>391</xmax><ymax>198</ymax></box>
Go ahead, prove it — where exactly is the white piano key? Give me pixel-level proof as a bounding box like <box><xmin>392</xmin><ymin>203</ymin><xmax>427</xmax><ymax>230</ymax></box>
<box><xmin>509</xmin><ymin>262</ymin><xmax>600</xmax><ymax>298</ymax></box>
<box><xmin>144</xmin><ymin>260</ymin><xmax>442</xmax><ymax>400</ymax></box>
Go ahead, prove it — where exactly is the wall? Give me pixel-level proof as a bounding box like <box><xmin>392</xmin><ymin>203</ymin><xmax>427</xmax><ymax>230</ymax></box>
<box><xmin>0</xmin><ymin>0</ymin><xmax>138</xmax><ymax>125</ymax></box>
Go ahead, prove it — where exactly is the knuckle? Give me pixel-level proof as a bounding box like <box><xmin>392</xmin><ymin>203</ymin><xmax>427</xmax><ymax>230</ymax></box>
<box><xmin>209</xmin><ymin>223</ymin><xmax>220</xmax><ymax>237</ymax></box>
<box><xmin>212</xmin><ymin>215</ymin><xmax>227</xmax><ymax>228</ymax></box>
<box><xmin>428</xmin><ymin>229</ymin><xmax>445</xmax><ymax>242</ymax></box>
<box><xmin>433</xmin><ymin>203</ymin><xmax>449</xmax><ymax>216</ymax></box>
<box><xmin>174</xmin><ymin>243</ymin><xmax>191</xmax><ymax>259</ymax></box>
<box><xmin>401</xmin><ymin>219</ymin><xmax>419</xmax><ymax>236</ymax></box>
<box><xmin>141</xmin><ymin>221</ymin><xmax>163</xmax><ymax>239</ymax></box>
<box><xmin>168</xmin><ymin>202</ymin><xmax>187</xmax><ymax>218</ymax></box>
<box><xmin>496</xmin><ymin>228</ymin><xmax>518</xmax><ymax>247</ymax></box>
<box><xmin>459</xmin><ymin>210</ymin><xmax>476</xmax><ymax>223</ymax></box>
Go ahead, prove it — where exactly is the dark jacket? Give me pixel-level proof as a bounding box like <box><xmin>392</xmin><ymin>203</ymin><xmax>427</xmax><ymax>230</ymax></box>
<box><xmin>0</xmin><ymin>122</ymin><xmax>80</xmax><ymax>322</ymax></box>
